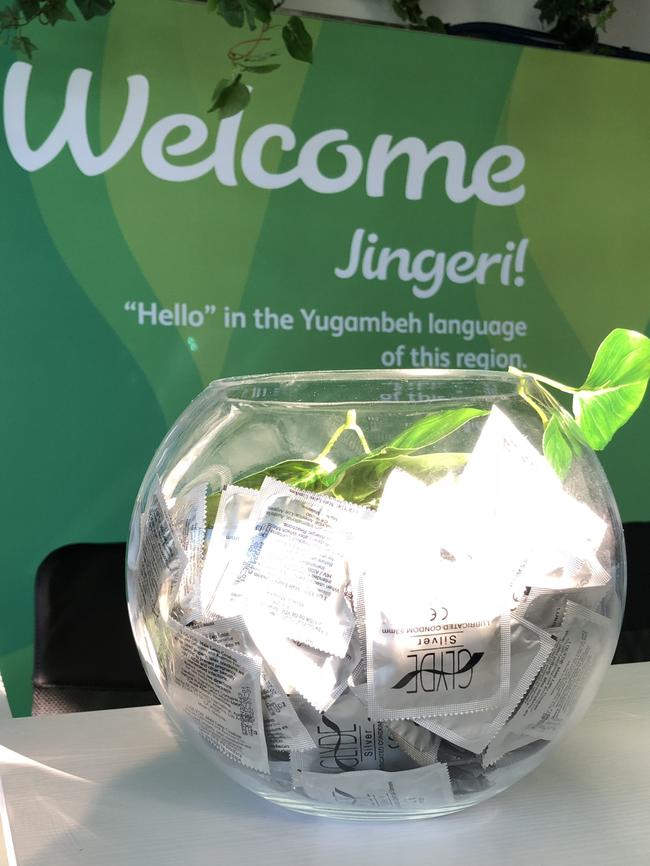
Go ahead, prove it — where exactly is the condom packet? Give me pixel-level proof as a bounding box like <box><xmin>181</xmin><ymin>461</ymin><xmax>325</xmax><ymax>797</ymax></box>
<box><xmin>268</xmin><ymin>759</ymin><xmax>293</xmax><ymax>786</ymax></box>
<box><xmin>483</xmin><ymin>738</ymin><xmax>548</xmax><ymax>781</ymax></box>
<box><xmin>452</xmin><ymin>406</ymin><xmax>607</xmax><ymax>584</ymax></box>
<box><xmin>511</xmin><ymin>549</ymin><xmax>612</xmax><ymax>615</ymax></box>
<box><xmin>364</xmin><ymin>469</ymin><xmax>511</xmax><ymax>720</ymax></box>
<box><xmin>386</xmin><ymin>720</ymin><xmax>440</xmax><ymax>766</ymax></box>
<box><xmin>167</xmin><ymin>619</ymin><xmax>269</xmax><ymax>775</ymax></box>
<box><xmin>292</xmin><ymin>636</ymin><xmax>362</xmax><ymax>706</ymax></box>
<box><xmin>484</xmin><ymin>601</ymin><xmax>616</xmax><ymax>766</ymax></box>
<box><xmin>347</xmin><ymin>577</ymin><xmax>368</xmax><ymax>687</ymax></box>
<box><xmin>220</xmin><ymin>477</ymin><xmax>372</xmax><ymax>657</ymax></box>
<box><xmin>447</xmin><ymin>760</ymin><xmax>492</xmax><ymax>797</ymax></box>
<box><xmin>514</xmin><ymin>573</ymin><xmax>612</xmax><ymax>633</ymax></box>
<box><xmin>347</xmin><ymin>625</ymin><xmax>367</xmax><ymax>687</ymax></box>
<box><xmin>245</xmin><ymin>617</ymin><xmax>360</xmax><ymax>712</ymax></box>
<box><xmin>202</xmin><ymin>485</ymin><xmax>259</xmax><ymax>619</ymax></box>
<box><xmin>417</xmin><ymin>615</ymin><xmax>554</xmax><ymax>754</ymax></box>
<box><xmin>135</xmin><ymin>478</ymin><xmax>188</xmax><ymax>621</ymax></box>
<box><xmin>482</xmin><ymin>732</ymin><xmax>540</xmax><ymax>769</ymax></box>
<box><xmin>294</xmin><ymin>763</ymin><xmax>454</xmax><ymax>812</ymax></box>
<box><xmin>290</xmin><ymin>690</ymin><xmax>416</xmax><ymax>776</ymax></box>
<box><xmin>169</xmin><ymin>483</ymin><xmax>208</xmax><ymax>621</ymax></box>
<box><xmin>514</xmin><ymin>501</ymin><xmax>609</xmax><ymax>590</ymax></box>
<box><xmin>366</xmin><ymin>591</ymin><xmax>511</xmax><ymax>722</ymax></box>
<box><xmin>197</xmin><ymin>616</ymin><xmax>315</xmax><ymax>752</ymax></box>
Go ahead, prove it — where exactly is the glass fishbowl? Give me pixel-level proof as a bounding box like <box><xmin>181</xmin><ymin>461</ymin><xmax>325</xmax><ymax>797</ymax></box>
<box><xmin>126</xmin><ymin>370</ymin><xmax>624</xmax><ymax>820</ymax></box>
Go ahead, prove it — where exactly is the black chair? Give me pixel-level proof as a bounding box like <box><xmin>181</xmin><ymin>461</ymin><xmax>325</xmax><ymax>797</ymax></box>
<box><xmin>32</xmin><ymin>543</ymin><xmax>159</xmax><ymax>714</ymax></box>
<box><xmin>612</xmin><ymin>523</ymin><xmax>650</xmax><ymax>664</ymax></box>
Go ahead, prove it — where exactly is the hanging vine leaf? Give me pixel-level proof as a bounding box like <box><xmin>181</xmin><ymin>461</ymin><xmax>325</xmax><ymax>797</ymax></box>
<box><xmin>391</xmin><ymin>1</ymin><xmax>443</xmax><ymax>30</ymax></box>
<box><xmin>209</xmin><ymin>77</ymin><xmax>233</xmax><ymax>112</ymax></box>
<box><xmin>243</xmin><ymin>2</ymin><xmax>256</xmax><ymax>30</ymax></box>
<box><xmin>208</xmin><ymin>74</ymin><xmax>250</xmax><ymax>116</ymax></box>
<box><xmin>282</xmin><ymin>15</ymin><xmax>313</xmax><ymax>63</ymax></box>
<box><xmin>17</xmin><ymin>0</ymin><xmax>40</xmax><ymax>16</ymax></box>
<box><xmin>216</xmin><ymin>0</ymin><xmax>246</xmax><ymax>29</ymax></box>
<box><xmin>392</xmin><ymin>0</ymin><xmax>423</xmax><ymax>25</ymax></box>
<box><xmin>73</xmin><ymin>0</ymin><xmax>114</xmax><ymax>19</ymax></box>
<box><xmin>43</xmin><ymin>2</ymin><xmax>76</xmax><ymax>24</ymax></box>
<box><xmin>247</xmin><ymin>0</ymin><xmax>273</xmax><ymax>24</ymax></box>
<box><xmin>0</xmin><ymin>7</ymin><xmax>20</xmax><ymax>27</ymax></box>
<box><xmin>534</xmin><ymin>0</ymin><xmax>616</xmax><ymax>52</ymax></box>
<box><xmin>11</xmin><ymin>34</ymin><xmax>37</xmax><ymax>58</ymax></box>
<box><xmin>572</xmin><ymin>329</ymin><xmax>650</xmax><ymax>450</ymax></box>
<box><xmin>425</xmin><ymin>16</ymin><xmax>445</xmax><ymax>33</ymax></box>
<box><xmin>240</xmin><ymin>62</ymin><xmax>281</xmax><ymax>73</ymax></box>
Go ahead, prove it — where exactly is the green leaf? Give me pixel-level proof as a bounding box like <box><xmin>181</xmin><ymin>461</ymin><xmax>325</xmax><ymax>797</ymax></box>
<box><xmin>17</xmin><ymin>0</ymin><xmax>41</xmax><ymax>18</ymax></box>
<box><xmin>534</xmin><ymin>0</ymin><xmax>556</xmax><ymax>26</ymax></box>
<box><xmin>388</xmin><ymin>408</ymin><xmax>488</xmax><ymax>451</ymax></box>
<box><xmin>572</xmin><ymin>328</ymin><xmax>650</xmax><ymax>450</ymax></box>
<box><xmin>208</xmin><ymin>75</ymin><xmax>250</xmax><ymax>117</ymax></box>
<box><xmin>543</xmin><ymin>414</ymin><xmax>577</xmax><ymax>480</ymax></box>
<box><xmin>207</xmin><ymin>0</ymin><xmax>218</xmax><ymax>10</ymax></box>
<box><xmin>596</xmin><ymin>3</ymin><xmax>616</xmax><ymax>31</ymax></box>
<box><xmin>425</xmin><ymin>15</ymin><xmax>445</xmax><ymax>33</ymax></box>
<box><xmin>0</xmin><ymin>7</ymin><xmax>20</xmax><ymax>29</ymax></box>
<box><xmin>206</xmin><ymin>491</ymin><xmax>221</xmax><ymax>528</ymax></box>
<box><xmin>72</xmin><ymin>0</ymin><xmax>114</xmax><ymax>20</ymax></box>
<box><xmin>243</xmin><ymin>1</ymin><xmax>256</xmax><ymax>30</ymax></box>
<box><xmin>239</xmin><ymin>63</ymin><xmax>281</xmax><ymax>73</ymax></box>
<box><xmin>235</xmin><ymin>458</ymin><xmax>326</xmax><ymax>491</ymax></box>
<box><xmin>282</xmin><ymin>15</ymin><xmax>313</xmax><ymax>63</ymax></box>
<box><xmin>43</xmin><ymin>1</ymin><xmax>76</xmax><ymax>24</ymax></box>
<box><xmin>391</xmin><ymin>0</ymin><xmax>425</xmax><ymax>25</ymax></box>
<box><xmin>320</xmin><ymin>408</ymin><xmax>485</xmax><ymax>505</ymax></box>
<box><xmin>216</xmin><ymin>0</ymin><xmax>245</xmax><ymax>28</ymax></box>
<box><xmin>247</xmin><ymin>0</ymin><xmax>273</xmax><ymax>24</ymax></box>
<box><xmin>209</xmin><ymin>77</ymin><xmax>232</xmax><ymax>107</ymax></box>
<box><xmin>397</xmin><ymin>451</ymin><xmax>468</xmax><ymax>477</ymax></box>
<box><xmin>11</xmin><ymin>34</ymin><xmax>37</xmax><ymax>58</ymax></box>
<box><xmin>323</xmin><ymin>451</ymin><xmax>468</xmax><ymax>506</ymax></box>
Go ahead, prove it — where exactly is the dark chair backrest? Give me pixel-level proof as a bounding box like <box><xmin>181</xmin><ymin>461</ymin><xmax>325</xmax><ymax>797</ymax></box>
<box><xmin>33</xmin><ymin>542</ymin><xmax>159</xmax><ymax>714</ymax></box>
<box><xmin>613</xmin><ymin>523</ymin><xmax>650</xmax><ymax>664</ymax></box>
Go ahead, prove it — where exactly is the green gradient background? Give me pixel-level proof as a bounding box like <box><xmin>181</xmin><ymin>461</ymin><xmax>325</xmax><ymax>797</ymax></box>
<box><xmin>1</xmin><ymin>1</ymin><xmax>649</xmax><ymax>715</ymax></box>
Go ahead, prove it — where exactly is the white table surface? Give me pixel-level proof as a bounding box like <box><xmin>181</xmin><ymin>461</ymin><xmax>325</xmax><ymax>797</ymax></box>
<box><xmin>0</xmin><ymin>662</ymin><xmax>649</xmax><ymax>866</ymax></box>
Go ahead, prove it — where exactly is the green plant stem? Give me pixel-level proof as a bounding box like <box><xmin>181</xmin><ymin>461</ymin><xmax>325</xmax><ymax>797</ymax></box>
<box><xmin>228</xmin><ymin>21</ymin><xmax>276</xmax><ymax>65</ymax></box>
<box><xmin>509</xmin><ymin>366</ymin><xmax>577</xmax><ymax>394</ymax></box>
<box><xmin>1</xmin><ymin>7</ymin><xmax>38</xmax><ymax>33</ymax></box>
<box><xmin>317</xmin><ymin>409</ymin><xmax>372</xmax><ymax>461</ymax></box>
<box><xmin>516</xmin><ymin>379</ymin><xmax>549</xmax><ymax>427</ymax></box>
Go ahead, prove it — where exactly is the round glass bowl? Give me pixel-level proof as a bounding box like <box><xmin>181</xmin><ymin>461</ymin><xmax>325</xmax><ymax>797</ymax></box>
<box><xmin>127</xmin><ymin>370</ymin><xmax>624</xmax><ymax>820</ymax></box>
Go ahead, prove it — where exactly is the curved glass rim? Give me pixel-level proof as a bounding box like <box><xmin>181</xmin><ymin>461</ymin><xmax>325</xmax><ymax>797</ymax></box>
<box><xmin>208</xmin><ymin>368</ymin><xmax>521</xmax><ymax>406</ymax></box>
<box><xmin>209</xmin><ymin>368</ymin><xmax>519</xmax><ymax>388</ymax></box>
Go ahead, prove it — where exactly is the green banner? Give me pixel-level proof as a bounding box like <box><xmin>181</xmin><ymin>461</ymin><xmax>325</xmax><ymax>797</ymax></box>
<box><xmin>2</xmin><ymin>1</ymin><xmax>649</xmax><ymax>714</ymax></box>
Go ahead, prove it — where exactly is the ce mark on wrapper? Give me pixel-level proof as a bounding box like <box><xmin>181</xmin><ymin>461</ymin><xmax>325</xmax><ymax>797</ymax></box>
<box><xmin>367</xmin><ymin>612</ymin><xmax>511</xmax><ymax>720</ymax></box>
<box><xmin>363</xmin><ymin>470</ymin><xmax>511</xmax><ymax>720</ymax></box>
